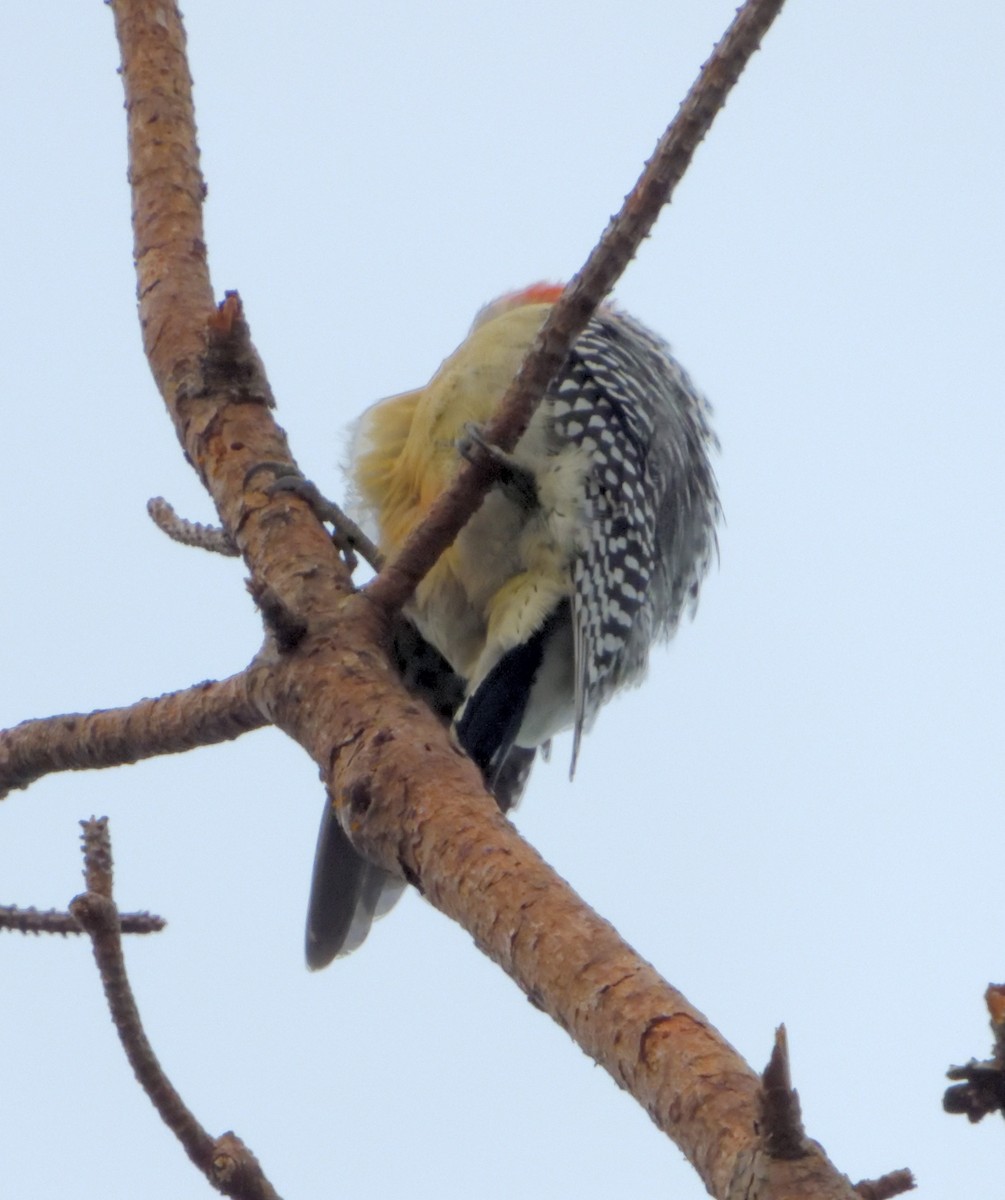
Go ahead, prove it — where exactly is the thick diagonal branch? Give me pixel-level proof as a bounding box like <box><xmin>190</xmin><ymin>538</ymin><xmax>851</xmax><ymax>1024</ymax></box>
<box><xmin>254</xmin><ymin>597</ymin><xmax>869</xmax><ymax>1200</ymax></box>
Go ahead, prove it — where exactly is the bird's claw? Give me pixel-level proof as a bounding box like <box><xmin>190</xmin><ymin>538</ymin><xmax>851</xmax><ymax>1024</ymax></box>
<box><xmin>264</xmin><ymin>469</ymin><xmax>382</xmax><ymax>572</ymax></box>
<box><xmin>458</xmin><ymin>424</ymin><xmax>538</xmax><ymax>510</ymax></box>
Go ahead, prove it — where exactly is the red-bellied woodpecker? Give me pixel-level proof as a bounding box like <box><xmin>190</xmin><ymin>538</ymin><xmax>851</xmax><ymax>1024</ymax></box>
<box><xmin>306</xmin><ymin>283</ymin><xmax>720</xmax><ymax>967</ymax></box>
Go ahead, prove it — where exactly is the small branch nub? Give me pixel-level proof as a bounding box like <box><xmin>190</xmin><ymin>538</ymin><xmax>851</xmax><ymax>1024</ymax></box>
<box><xmin>759</xmin><ymin>1025</ymin><xmax>808</xmax><ymax>1159</ymax></box>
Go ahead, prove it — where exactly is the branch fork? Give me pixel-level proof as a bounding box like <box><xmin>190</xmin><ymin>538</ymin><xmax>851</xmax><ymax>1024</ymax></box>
<box><xmin>0</xmin><ymin>2</ymin><xmax>917</xmax><ymax>1197</ymax></box>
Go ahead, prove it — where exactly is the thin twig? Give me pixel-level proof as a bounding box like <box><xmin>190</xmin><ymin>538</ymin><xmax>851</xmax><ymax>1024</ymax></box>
<box><xmin>366</xmin><ymin>0</ymin><xmax>787</xmax><ymax>616</ymax></box>
<box><xmin>0</xmin><ymin>904</ymin><xmax>164</xmax><ymax>936</ymax></box>
<box><xmin>148</xmin><ymin>496</ymin><xmax>240</xmax><ymax>556</ymax></box>
<box><xmin>81</xmin><ymin>815</ymin><xmax>114</xmax><ymax>897</ymax></box>
<box><xmin>70</xmin><ymin>819</ymin><xmax>282</xmax><ymax>1200</ymax></box>
<box><xmin>71</xmin><ymin>820</ymin><xmax>212</xmax><ymax>1161</ymax></box>
<box><xmin>0</xmin><ymin>671</ymin><xmax>265</xmax><ymax>799</ymax></box>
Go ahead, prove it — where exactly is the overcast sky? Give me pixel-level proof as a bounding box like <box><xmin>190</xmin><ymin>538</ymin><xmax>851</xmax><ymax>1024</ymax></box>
<box><xmin>2</xmin><ymin>3</ymin><xmax>1003</xmax><ymax>1198</ymax></box>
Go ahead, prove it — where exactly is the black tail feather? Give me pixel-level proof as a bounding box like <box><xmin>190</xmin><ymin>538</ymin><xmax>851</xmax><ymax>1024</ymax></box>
<box><xmin>304</xmin><ymin>798</ymin><xmax>406</xmax><ymax>969</ymax></box>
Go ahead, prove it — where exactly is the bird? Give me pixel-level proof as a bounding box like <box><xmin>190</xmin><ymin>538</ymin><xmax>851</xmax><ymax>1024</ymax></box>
<box><xmin>305</xmin><ymin>283</ymin><xmax>719</xmax><ymax>967</ymax></box>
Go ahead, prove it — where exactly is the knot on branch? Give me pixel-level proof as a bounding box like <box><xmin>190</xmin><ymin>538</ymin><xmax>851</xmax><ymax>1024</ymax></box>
<box><xmin>202</xmin><ymin>292</ymin><xmax>275</xmax><ymax>408</ymax></box>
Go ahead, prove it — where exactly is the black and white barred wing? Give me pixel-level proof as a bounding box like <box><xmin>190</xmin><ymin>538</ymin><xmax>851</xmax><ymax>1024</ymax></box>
<box><xmin>548</xmin><ymin>312</ymin><xmax>719</xmax><ymax>770</ymax></box>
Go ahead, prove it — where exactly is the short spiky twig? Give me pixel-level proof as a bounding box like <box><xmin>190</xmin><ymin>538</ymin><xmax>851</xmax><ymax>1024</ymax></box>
<box><xmin>0</xmin><ymin>903</ymin><xmax>164</xmax><ymax>936</ymax></box>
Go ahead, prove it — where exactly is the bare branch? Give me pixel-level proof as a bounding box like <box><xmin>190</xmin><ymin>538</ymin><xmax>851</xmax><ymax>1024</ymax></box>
<box><xmin>70</xmin><ymin>819</ymin><xmax>282</xmax><ymax>1200</ymax></box>
<box><xmin>147</xmin><ymin>496</ymin><xmax>240</xmax><ymax>556</ymax></box>
<box><xmin>366</xmin><ymin>0</ymin><xmax>787</xmax><ymax>616</ymax></box>
<box><xmin>71</xmin><ymin>819</ymin><xmax>214</xmax><ymax>1167</ymax></box>
<box><xmin>106</xmin><ymin>4</ymin><xmax>879</xmax><ymax>1196</ymax></box>
<box><xmin>0</xmin><ymin>671</ymin><xmax>265</xmax><ymax>799</ymax></box>
<box><xmin>0</xmin><ymin>904</ymin><xmax>163</xmax><ymax>936</ymax></box>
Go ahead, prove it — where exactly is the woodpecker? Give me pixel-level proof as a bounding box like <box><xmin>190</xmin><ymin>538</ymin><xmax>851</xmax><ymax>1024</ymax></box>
<box><xmin>305</xmin><ymin>283</ymin><xmax>720</xmax><ymax>967</ymax></box>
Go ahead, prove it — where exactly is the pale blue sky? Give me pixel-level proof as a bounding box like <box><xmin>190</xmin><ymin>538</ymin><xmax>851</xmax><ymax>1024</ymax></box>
<box><xmin>2</xmin><ymin>4</ymin><xmax>1003</xmax><ymax>1197</ymax></box>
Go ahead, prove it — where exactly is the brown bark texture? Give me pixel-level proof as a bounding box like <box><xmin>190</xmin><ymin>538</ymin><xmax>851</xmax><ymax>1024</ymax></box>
<box><xmin>0</xmin><ymin>672</ymin><xmax>262</xmax><ymax>798</ymax></box>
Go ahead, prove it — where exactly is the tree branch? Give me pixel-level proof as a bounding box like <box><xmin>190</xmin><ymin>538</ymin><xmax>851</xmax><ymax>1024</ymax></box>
<box><xmin>71</xmin><ymin>818</ymin><xmax>281</xmax><ymax>1200</ymax></box>
<box><xmin>0</xmin><ymin>903</ymin><xmax>163</xmax><ymax>936</ymax></box>
<box><xmin>103</xmin><ymin>2</ymin><xmax>891</xmax><ymax>1197</ymax></box>
<box><xmin>0</xmin><ymin>671</ymin><xmax>265</xmax><ymax>799</ymax></box>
